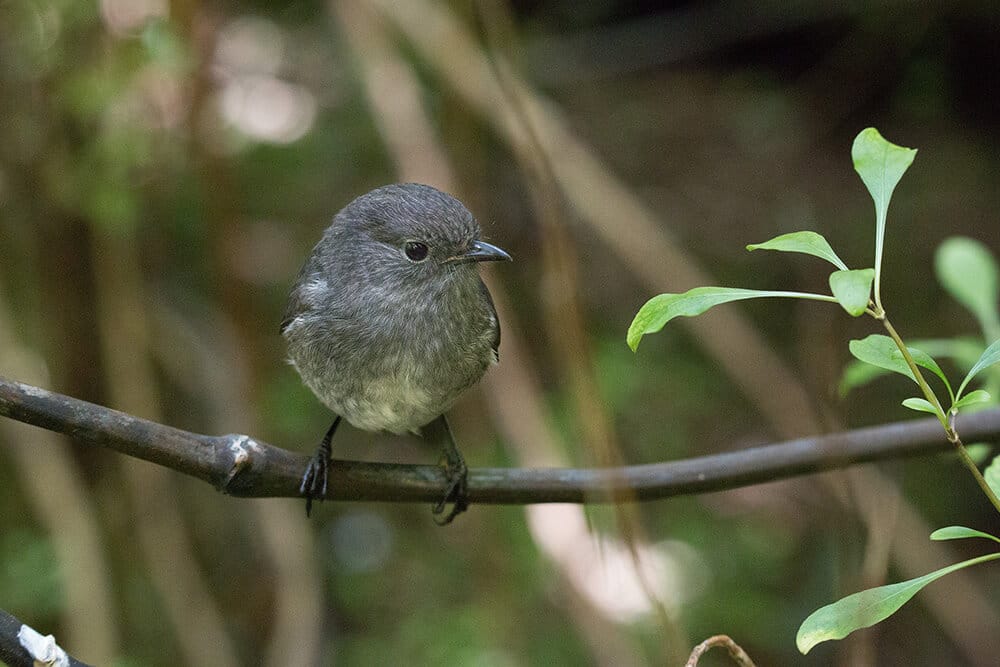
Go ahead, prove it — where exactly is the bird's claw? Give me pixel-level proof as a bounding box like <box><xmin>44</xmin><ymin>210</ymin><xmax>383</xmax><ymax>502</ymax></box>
<box><xmin>300</xmin><ymin>450</ymin><xmax>329</xmax><ymax>518</ymax></box>
<box><xmin>432</xmin><ymin>448</ymin><xmax>468</xmax><ymax>525</ymax></box>
<box><xmin>301</xmin><ymin>418</ymin><xmax>340</xmax><ymax>518</ymax></box>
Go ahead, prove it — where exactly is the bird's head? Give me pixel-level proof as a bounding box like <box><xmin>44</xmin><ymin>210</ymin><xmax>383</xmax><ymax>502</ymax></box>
<box><xmin>334</xmin><ymin>183</ymin><xmax>510</xmax><ymax>293</ymax></box>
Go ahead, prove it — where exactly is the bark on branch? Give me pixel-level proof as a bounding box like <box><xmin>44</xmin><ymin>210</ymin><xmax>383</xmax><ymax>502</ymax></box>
<box><xmin>2</xmin><ymin>376</ymin><xmax>999</xmax><ymax>505</ymax></box>
<box><xmin>0</xmin><ymin>608</ymin><xmax>93</xmax><ymax>667</ymax></box>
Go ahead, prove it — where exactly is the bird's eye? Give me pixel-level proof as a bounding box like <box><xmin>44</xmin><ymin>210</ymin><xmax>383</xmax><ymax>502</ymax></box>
<box><xmin>404</xmin><ymin>241</ymin><xmax>429</xmax><ymax>262</ymax></box>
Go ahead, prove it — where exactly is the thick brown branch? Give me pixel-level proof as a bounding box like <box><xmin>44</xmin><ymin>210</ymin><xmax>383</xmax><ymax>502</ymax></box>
<box><xmin>2</xmin><ymin>376</ymin><xmax>999</xmax><ymax>504</ymax></box>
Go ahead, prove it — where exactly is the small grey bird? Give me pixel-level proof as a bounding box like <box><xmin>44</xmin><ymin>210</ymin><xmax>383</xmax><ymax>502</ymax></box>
<box><xmin>281</xmin><ymin>183</ymin><xmax>510</xmax><ymax>523</ymax></box>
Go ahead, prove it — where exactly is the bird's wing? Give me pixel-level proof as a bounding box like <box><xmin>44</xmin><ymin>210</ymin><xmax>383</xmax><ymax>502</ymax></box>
<box><xmin>280</xmin><ymin>251</ymin><xmax>324</xmax><ymax>334</ymax></box>
<box><xmin>278</xmin><ymin>308</ymin><xmax>296</xmax><ymax>335</ymax></box>
<box><xmin>279</xmin><ymin>278</ymin><xmax>306</xmax><ymax>334</ymax></box>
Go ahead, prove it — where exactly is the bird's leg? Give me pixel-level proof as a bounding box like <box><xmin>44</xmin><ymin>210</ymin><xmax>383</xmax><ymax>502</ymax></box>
<box><xmin>300</xmin><ymin>416</ymin><xmax>341</xmax><ymax>517</ymax></box>
<box><xmin>425</xmin><ymin>414</ymin><xmax>469</xmax><ymax>525</ymax></box>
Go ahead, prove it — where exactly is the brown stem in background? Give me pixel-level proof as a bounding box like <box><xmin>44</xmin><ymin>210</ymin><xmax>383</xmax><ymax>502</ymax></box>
<box><xmin>176</xmin><ymin>4</ymin><xmax>326</xmax><ymax>665</ymax></box>
<box><xmin>0</xmin><ymin>286</ymin><xmax>120</xmax><ymax>665</ymax></box>
<box><xmin>366</xmin><ymin>0</ymin><xmax>822</xmax><ymax>438</ymax></box>
<box><xmin>685</xmin><ymin>635</ymin><xmax>756</xmax><ymax>667</ymax></box>
<box><xmin>333</xmin><ymin>2</ymin><xmax>646</xmax><ymax>660</ymax></box>
<box><xmin>89</xmin><ymin>230</ymin><xmax>240</xmax><ymax>667</ymax></box>
<box><xmin>474</xmin><ymin>1</ymin><xmax>681</xmax><ymax>660</ymax></box>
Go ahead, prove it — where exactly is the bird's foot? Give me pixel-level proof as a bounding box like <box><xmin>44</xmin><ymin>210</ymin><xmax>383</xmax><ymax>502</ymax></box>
<box><xmin>300</xmin><ymin>450</ymin><xmax>328</xmax><ymax>518</ymax></box>
<box><xmin>432</xmin><ymin>446</ymin><xmax>469</xmax><ymax>525</ymax></box>
<box><xmin>300</xmin><ymin>417</ymin><xmax>340</xmax><ymax>517</ymax></box>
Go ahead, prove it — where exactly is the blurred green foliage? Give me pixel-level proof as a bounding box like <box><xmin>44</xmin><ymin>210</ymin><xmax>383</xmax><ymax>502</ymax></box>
<box><xmin>0</xmin><ymin>530</ymin><xmax>62</xmax><ymax>616</ymax></box>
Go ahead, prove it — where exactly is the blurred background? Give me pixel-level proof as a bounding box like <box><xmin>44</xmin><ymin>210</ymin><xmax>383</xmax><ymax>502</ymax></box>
<box><xmin>2</xmin><ymin>1</ymin><xmax>1000</xmax><ymax>665</ymax></box>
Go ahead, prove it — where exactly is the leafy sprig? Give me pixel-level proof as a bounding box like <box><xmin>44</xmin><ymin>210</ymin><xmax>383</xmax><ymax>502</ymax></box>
<box><xmin>627</xmin><ymin>128</ymin><xmax>1000</xmax><ymax>653</ymax></box>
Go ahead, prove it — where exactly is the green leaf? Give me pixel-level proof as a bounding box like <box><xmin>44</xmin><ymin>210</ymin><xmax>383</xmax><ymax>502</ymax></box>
<box><xmin>797</xmin><ymin>552</ymin><xmax>1000</xmax><ymax>654</ymax></box>
<box><xmin>935</xmin><ymin>236</ymin><xmax>1000</xmax><ymax>339</ymax></box>
<box><xmin>952</xmin><ymin>389</ymin><xmax>991</xmax><ymax>411</ymax></box>
<box><xmin>852</xmin><ymin>128</ymin><xmax>918</xmax><ymax>210</ymax></box>
<box><xmin>930</xmin><ymin>525</ymin><xmax>1000</xmax><ymax>544</ymax></box>
<box><xmin>985</xmin><ymin>455</ymin><xmax>1000</xmax><ymax>500</ymax></box>
<box><xmin>627</xmin><ymin>287</ymin><xmax>837</xmax><ymax>351</ymax></box>
<box><xmin>747</xmin><ymin>231</ymin><xmax>849</xmax><ymax>270</ymax></box>
<box><xmin>829</xmin><ymin>269</ymin><xmax>875</xmax><ymax>316</ymax></box>
<box><xmin>851</xmin><ymin>128</ymin><xmax>917</xmax><ymax>297</ymax></box>
<box><xmin>840</xmin><ymin>337</ymin><xmax>987</xmax><ymax>397</ymax></box>
<box><xmin>902</xmin><ymin>398</ymin><xmax>938</xmax><ymax>414</ymax></box>
<box><xmin>848</xmin><ymin>335</ymin><xmax>914</xmax><ymax>382</ymax></box>
<box><xmin>957</xmin><ymin>339</ymin><xmax>1000</xmax><ymax>399</ymax></box>
<box><xmin>908</xmin><ymin>347</ymin><xmax>953</xmax><ymax>401</ymax></box>
<box><xmin>848</xmin><ymin>335</ymin><xmax>951</xmax><ymax>398</ymax></box>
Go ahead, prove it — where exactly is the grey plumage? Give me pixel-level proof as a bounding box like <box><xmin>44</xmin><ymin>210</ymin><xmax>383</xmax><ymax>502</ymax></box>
<box><xmin>282</xmin><ymin>183</ymin><xmax>508</xmax><ymax>437</ymax></box>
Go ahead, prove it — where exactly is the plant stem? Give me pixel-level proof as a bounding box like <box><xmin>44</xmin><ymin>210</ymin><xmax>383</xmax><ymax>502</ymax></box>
<box><xmin>952</xmin><ymin>432</ymin><xmax>1000</xmax><ymax>515</ymax></box>
<box><xmin>881</xmin><ymin>317</ymin><xmax>1000</xmax><ymax>515</ymax></box>
<box><xmin>685</xmin><ymin>635</ymin><xmax>756</xmax><ymax>667</ymax></box>
<box><xmin>874</xmin><ymin>212</ymin><xmax>887</xmax><ymax>314</ymax></box>
<box><xmin>881</xmin><ymin>318</ymin><xmax>949</xmax><ymax>428</ymax></box>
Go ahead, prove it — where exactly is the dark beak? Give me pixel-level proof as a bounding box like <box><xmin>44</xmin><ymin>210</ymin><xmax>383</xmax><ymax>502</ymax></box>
<box><xmin>446</xmin><ymin>240</ymin><xmax>512</xmax><ymax>265</ymax></box>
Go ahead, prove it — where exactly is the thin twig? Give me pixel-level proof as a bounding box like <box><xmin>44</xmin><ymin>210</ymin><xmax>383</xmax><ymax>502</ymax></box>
<box><xmin>3</xmin><ymin>376</ymin><xmax>1000</xmax><ymax>505</ymax></box>
<box><xmin>685</xmin><ymin>635</ymin><xmax>756</xmax><ymax>667</ymax></box>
